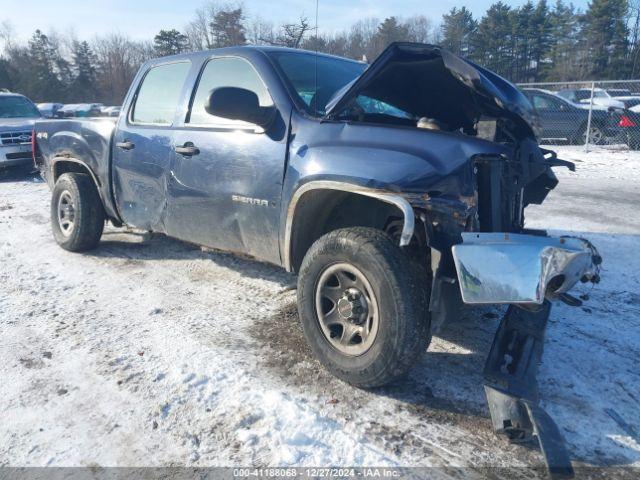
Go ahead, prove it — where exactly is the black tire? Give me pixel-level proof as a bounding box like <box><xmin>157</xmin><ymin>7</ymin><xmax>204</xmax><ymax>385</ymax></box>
<box><xmin>51</xmin><ymin>173</ymin><xmax>105</xmax><ymax>251</ymax></box>
<box><xmin>297</xmin><ymin>227</ymin><xmax>431</xmax><ymax>388</ymax></box>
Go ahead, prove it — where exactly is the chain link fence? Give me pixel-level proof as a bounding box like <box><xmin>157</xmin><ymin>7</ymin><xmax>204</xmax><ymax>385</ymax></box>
<box><xmin>516</xmin><ymin>80</ymin><xmax>640</xmax><ymax>151</ymax></box>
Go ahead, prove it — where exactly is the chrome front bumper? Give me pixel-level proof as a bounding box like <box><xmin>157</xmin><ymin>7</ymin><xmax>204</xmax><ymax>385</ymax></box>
<box><xmin>452</xmin><ymin>232</ymin><xmax>600</xmax><ymax>305</ymax></box>
<box><xmin>0</xmin><ymin>144</ymin><xmax>33</xmax><ymax>168</ymax></box>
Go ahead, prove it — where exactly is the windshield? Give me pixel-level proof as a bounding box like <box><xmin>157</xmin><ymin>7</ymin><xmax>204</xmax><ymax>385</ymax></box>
<box><xmin>268</xmin><ymin>51</ymin><xmax>366</xmax><ymax>116</ymax></box>
<box><xmin>0</xmin><ymin>96</ymin><xmax>41</xmax><ymax>118</ymax></box>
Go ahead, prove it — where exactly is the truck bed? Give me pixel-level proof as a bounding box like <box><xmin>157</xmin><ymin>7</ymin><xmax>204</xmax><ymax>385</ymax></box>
<box><xmin>34</xmin><ymin>117</ymin><xmax>119</xmax><ymax>220</ymax></box>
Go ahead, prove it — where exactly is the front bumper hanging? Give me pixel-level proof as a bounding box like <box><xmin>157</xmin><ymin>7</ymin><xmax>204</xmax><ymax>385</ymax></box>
<box><xmin>451</xmin><ymin>232</ymin><xmax>600</xmax><ymax>305</ymax></box>
<box><xmin>485</xmin><ymin>302</ymin><xmax>573</xmax><ymax>478</ymax></box>
<box><xmin>450</xmin><ymin>233</ymin><xmax>601</xmax><ymax>478</ymax></box>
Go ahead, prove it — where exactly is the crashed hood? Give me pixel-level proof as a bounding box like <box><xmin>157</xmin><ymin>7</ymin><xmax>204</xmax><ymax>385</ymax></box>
<box><xmin>325</xmin><ymin>43</ymin><xmax>539</xmax><ymax>136</ymax></box>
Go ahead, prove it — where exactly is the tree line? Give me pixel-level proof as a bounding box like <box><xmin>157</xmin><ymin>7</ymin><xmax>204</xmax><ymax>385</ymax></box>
<box><xmin>0</xmin><ymin>0</ymin><xmax>638</xmax><ymax>105</ymax></box>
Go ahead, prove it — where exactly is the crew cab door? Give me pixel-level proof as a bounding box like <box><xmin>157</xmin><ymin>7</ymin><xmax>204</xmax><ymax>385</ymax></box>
<box><xmin>165</xmin><ymin>56</ymin><xmax>288</xmax><ymax>265</ymax></box>
<box><xmin>112</xmin><ymin>60</ymin><xmax>191</xmax><ymax>231</ymax></box>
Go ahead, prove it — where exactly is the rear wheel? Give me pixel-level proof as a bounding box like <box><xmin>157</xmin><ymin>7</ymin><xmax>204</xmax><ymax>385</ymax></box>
<box><xmin>51</xmin><ymin>173</ymin><xmax>105</xmax><ymax>251</ymax></box>
<box><xmin>578</xmin><ymin>124</ymin><xmax>605</xmax><ymax>145</ymax></box>
<box><xmin>297</xmin><ymin>227</ymin><xmax>431</xmax><ymax>388</ymax></box>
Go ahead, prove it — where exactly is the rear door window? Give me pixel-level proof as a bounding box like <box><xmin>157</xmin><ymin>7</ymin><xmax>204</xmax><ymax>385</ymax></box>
<box><xmin>131</xmin><ymin>62</ymin><xmax>191</xmax><ymax>125</ymax></box>
<box><xmin>532</xmin><ymin>95</ymin><xmax>560</xmax><ymax>111</ymax></box>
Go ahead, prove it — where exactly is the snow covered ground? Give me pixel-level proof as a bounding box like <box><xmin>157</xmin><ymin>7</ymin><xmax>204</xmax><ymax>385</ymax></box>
<box><xmin>0</xmin><ymin>145</ymin><xmax>639</xmax><ymax>473</ymax></box>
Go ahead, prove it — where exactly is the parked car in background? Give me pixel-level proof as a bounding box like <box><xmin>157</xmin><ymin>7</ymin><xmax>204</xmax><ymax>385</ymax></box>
<box><xmin>613</xmin><ymin>96</ymin><xmax>640</xmax><ymax>110</ymax></box>
<box><xmin>74</xmin><ymin>103</ymin><xmax>103</xmax><ymax>117</ymax></box>
<box><xmin>615</xmin><ymin>108</ymin><xmax>640</xmax><ymax>149</ymax></box>
<box><xmin>56</xmin><ymin>104</ymin><xmax>80</xmax><ymax>118</ymax></box>
<box><xmin>100</xmin><ymin>106</ymin><xmax>121</xmax><ymax>117</ymax></box>
<box><xmin>56</xmin><ymin>103</ymin><xmax>103</xmax><ymax>118</ymax></box>
<box><xmin>522</xmin><ymin>88</ymin><xmax>620</xmax><ymax>144</ymax></box>
<box><xmin>605</xmin><ymin>88</ymin><xmax>640</xmax><ymax>98</ymax></box>
<box><xmin>0</xmin><ymin>92</ymin><xmax>40</xmax><ymax>170</ymax></box>
<box><xmin>557</xmin><ymin>88</ymin><xmax>625</xmax><ymax>110</ymax></box>
<box><xmin>37</xmin><ymin>102</ymin><xmax>64</xmax><ymax>118</ymax></box>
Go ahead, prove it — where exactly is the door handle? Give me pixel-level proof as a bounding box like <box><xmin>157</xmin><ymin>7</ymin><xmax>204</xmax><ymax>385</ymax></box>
<box><xmin>116</xmin><ymin>140</ymin><xmax>135</xmax><ymax>150</ymax></box>
<box><xmin>175</xmin><ymin>144</ymin><xmax>200</xmax><ymax>156</ymax></box>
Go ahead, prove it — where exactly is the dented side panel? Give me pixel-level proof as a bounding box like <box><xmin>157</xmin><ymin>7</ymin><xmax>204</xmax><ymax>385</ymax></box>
<box><xmin>279</xmin><ymin>116</ymin><xmax>513</xmax><ymax>259</ymax></box>
<box><xmin>111</xmin><ymin>126</ymin><xmax>175</xmax><ymax>233</ymax></box>
<box><xmin>33</xmin><ymin>118</ymin><xmax>121</xmax><ymax>221</ymax></box>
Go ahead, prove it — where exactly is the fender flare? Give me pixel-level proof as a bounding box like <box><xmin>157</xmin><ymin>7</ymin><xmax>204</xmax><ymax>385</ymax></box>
<box><xmin>51</xmin><ymin>157</ymin><xmax>101</xmax><ymax>188</ymax></box>
<box><xmin>283</xmin><ymin>180</ymin><xmax>415</xmax><ymax>271</ymax></box>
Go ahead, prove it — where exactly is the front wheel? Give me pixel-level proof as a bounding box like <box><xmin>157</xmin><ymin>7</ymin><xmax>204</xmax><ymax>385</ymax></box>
<box><xmin>297</xmin><ymin>227</ymin><xmax>431</xmax><ymax>388</ymax></box>
<box><xmin>51</xmin><ymin>173</ymin><xmax>105</xmax><ymax>251</ymax></box>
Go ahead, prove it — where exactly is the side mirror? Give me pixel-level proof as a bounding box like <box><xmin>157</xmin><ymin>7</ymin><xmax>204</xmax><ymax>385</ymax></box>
<box><xmin>205</xmin><ymin>87</ymin><xmax>275</xmax><ymax>127</ymax></box>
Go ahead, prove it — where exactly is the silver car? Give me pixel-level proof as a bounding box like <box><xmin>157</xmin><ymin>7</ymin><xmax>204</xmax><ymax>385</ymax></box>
<box><xmin>0</xmin><ymin>92</ymin><xmax>41</xmax><ymax>170</ymax></box>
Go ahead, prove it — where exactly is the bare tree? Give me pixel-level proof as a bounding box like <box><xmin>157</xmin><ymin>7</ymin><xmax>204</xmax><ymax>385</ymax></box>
<box><xmin>185</xmin><ymin>2</ymin><xmax>218</xmax><ymax>50</ymax></box>
<box><xmin>248</xmin><ymin>17</ymin><xmax>275</xmax><ymax>45</ymax></box>
<box><xmin>0</xmin><ymin>20</ymin><xmax>14</xmax><ymax>51</ymax></box>
<box><xmin>267</xmin><ymin>17</ymin><xmax>312</xmax><ymax>48</ymax></box>
<box><xmin>347</xmin><ymin>18</ymin><xmax>379</xmax><ymax>61</ymax></box>
<box><xmin>405</xmin><ymin>15</ymin><xmax>436</xmax><ymax>44</ymax></box>
<box><xmin>628</xmin><ymin>0</ymin><xmax>640</xmax><ymax>75</ymax></box>
<box><xmin>93</xmin><ymin>33</ymin><xmax>152</xmax><ymax>104</ymax></box>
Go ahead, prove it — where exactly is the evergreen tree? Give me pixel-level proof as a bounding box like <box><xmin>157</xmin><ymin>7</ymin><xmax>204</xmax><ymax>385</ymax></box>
<box><xmin>530</xmin><ymin>0</ymin><xmax>552</xmax><ymax>80</ymax></box>
<box><xmin>441</xmin><ymin>7</ymin><xmax>477</xmax><ymax>57</ymax></box>
<box><xmin>153</xmin><ymin>29</ymin><xmax>189</xmax><ymax>56</ymax></box>
<box><xmin>71</xmin><ymin>41</ymin><xmax>98</xmax><ymax>101</ymax></box>
<box><xmin>210</xmin><ymin>8</ymin><xmax>246</xmax><ymax>47</ymax></box>
<box><xmin>26</xmin><ymin>30</ymin><xmax>66</xmax><ymax>101</ymax></box>
<box><xmin>475</xmin><ymin>3</ymin><xmax>516</xmax><ymax>78</ymax></box>
<box><xmin>513</xmin><ymin>1</ymin><xmax>536</xmax><ymax>81</ymax></box>
<box><xmin>376</xmin><ymin>17</ymin><xmax>409</xmax><ymax>49</ymax></box>
<box><xmin>582</xmin><ymin>0</ymin><xmax>630</xmax><ymax>78</ymax></box>
<box><xmin>546</xmin><ymin>1</ymin><xmax>582</xmax><ymax>80</ymax></box>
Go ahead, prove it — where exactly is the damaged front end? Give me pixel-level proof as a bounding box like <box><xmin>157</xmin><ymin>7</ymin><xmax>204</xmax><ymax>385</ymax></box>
<box><xmin>323</xmin><ymin>43</ymin><xmax>603</xmax><ymax>477</ymax></box>
<box><xmin>453</xmin><ymin>233</ymin><xmax>600</xmax><ymax>479</ymax></box>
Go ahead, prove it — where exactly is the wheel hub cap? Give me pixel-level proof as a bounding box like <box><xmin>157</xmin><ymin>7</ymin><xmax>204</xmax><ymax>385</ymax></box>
<box><xmin>315</xmin><ymin>263</ymin><xmax>379</xmax><ymax>356</ymax></box>
<box><xmin>337</xmin><ymin>288</ymin><xmax>368</xmax><ymax>324</ymax></box>
<box><xmin>57</xmin><ymin>190</ymin><xmax>76</xmax><ymax>237</ymax></box>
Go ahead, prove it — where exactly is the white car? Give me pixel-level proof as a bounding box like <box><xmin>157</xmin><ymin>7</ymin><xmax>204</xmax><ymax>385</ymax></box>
<box><xmin>100</xmin><ymin>106</ymin><xmax>121</xmax><ymax>117</ymax></box>
<box><xmin>557</xmin><ymin>88</ymin><xmax>625</xmax><ymax>110</ymax></box>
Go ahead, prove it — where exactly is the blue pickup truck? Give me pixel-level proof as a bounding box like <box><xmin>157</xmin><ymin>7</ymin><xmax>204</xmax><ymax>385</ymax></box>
<box><xmin>34</xmin><ymin>43</ymin><xmax>600</xmax><ymax>474</ymax></box>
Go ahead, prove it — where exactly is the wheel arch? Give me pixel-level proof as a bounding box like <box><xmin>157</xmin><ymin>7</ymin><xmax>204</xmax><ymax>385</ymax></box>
<box><xmin>283</xmin><ymin>181</ymin><xmax>415</xmax><ymax>273</ymax></box>
<box><xmin>52</xmin><ymin>157</ymin><xmax>101</xmax><ymax>189</ymax></box>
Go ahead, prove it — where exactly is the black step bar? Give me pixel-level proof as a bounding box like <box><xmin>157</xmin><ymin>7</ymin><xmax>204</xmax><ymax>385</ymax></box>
<box><xmin>484</xmin><ymin>301</ymin><xmax>574</xmax><ymax>479</ymax></box>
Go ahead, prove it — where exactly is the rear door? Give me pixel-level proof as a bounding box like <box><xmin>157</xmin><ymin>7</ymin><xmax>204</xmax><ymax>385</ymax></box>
<box><xmin>165</xmin><ymin>55</ymin><xmax>288</xmax><ymax>265</ymax></box>
<box><xmin>112</xmin><ymin>60</ymin><xmax>191</xmax><ymax>231</ymax></box>
<box><xmin>529</xmin><ymin>93</ymin><xmax>571</xmax><ymax>142</ymax></box>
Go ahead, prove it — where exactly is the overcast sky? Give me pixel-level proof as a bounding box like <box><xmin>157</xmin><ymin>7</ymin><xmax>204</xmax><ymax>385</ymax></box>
<box><xmin>4</xmin><ymin>0</ymin><xmax>592</xmax><ymax>43</ymax></box>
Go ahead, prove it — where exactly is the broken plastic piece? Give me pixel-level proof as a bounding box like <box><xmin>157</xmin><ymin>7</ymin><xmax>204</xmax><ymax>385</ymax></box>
<box><xmin>558</xmin><ymin>292</ymin><xmax>582</xmax><ymax>307</ymax></box>
<box><xmin>484</xmin><ymin>302</ymin><xmax>574</xmax><ymax>479</ymax></box>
